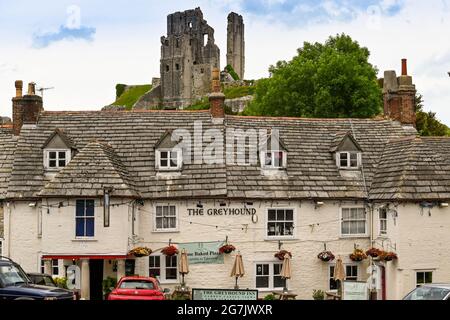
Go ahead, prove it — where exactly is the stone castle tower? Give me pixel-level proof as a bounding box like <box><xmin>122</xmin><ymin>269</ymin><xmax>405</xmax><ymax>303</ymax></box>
<box><xmin>160</xmin><ymin>7</ymin><xmax>220</xmax><ymax>108</ymax></box>
<box><xmin>226</xmin><ymin>12</ymin><xmax>245</xmax><ymax>80</ymax></box>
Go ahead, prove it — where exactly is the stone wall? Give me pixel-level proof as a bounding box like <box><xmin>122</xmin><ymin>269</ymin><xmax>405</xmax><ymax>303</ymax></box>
<box><xmin>227</xmin><ymin>12</ymin><xmax>245</xmax><ymax>80</ymax></box>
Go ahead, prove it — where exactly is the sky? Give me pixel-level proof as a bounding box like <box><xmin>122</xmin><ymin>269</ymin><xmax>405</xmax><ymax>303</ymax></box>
<box><xmin>0</xmin><ymin>0</ymin><xmax>450</xmax><ymax>123</ymax></box>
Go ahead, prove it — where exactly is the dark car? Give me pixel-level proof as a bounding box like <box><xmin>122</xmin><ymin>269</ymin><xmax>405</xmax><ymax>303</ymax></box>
<box><xmin>0</xmin><ymin>256</ymin><xmax>75</xmax><ymax>300</ymax></box>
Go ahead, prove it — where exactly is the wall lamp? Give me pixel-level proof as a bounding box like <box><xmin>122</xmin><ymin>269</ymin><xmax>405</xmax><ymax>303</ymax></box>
<box><xmin>197</xmin><ymin>201</ymin><xmax>203</xmax><ymax>209</ymax></box>
<box><xmin>314</xmin><ymin>201</ymin><xmax>324</xmax><ymax>209</ymax></box>
<box><xmin>28</xmin><ymin>202</ymin><xmax>37</xmax><ymax>207</ymax></box>
<box><xmin>439</xmin><ymin>202</ymin><xmax>449</xmax><ymax>208</ymax></box>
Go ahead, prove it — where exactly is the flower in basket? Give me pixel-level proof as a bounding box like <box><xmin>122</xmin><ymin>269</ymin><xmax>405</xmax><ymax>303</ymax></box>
<box><xmin>366</xmin><ymin>247</ymin><xmax>383</xmax><ymax>258</ymax></box>
<box><xmin>274</xmin><ymin>250</ymin><xmax>292</xmax><ymax>261</ymax></box>
<box><xmin>128</xmin><ymin>247</ymin><xmax>152</xmax><ymax>257</ymax></box>
<box><xmin>219</xmin><ymin>244</ymin><xmax>236</xmax><ymax>254</ymax></box>
<box><xmin>317</xmin><ymin>251</ymin><xmax>335</xmax><ymax>262</ymax></box>
<box><xmin>379</xmin><ymin>251</ymin><xmax>398</xmax><ymax>262</ymax></box>
<box><xmin>349</xmin><ymin>249</ymin><xmax>368</xmax><ymax>262</ymax></box>
<box><xmin>161</xmin><ymin>245</ymin><xmax>179</xmax><ymax>257</ymax></box>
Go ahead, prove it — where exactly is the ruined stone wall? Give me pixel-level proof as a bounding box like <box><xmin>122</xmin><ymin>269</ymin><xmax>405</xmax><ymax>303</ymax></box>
<box><xmin>227</xmin><ymin>12</ymin><xmax>245</xmax><ymax>80</ymax></box>
<box><xmin>160</xmin><ymin>7</ymin><xmax>220</xmax><ymax>109</ymax></box>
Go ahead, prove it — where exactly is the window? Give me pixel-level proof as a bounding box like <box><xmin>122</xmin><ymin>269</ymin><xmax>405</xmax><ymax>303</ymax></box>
<box><xmin>45</xmin><ymin>150</ymin><xmax>69</xmax><ymax>170</ymax></box>
<box><xmin>263</xmin><ymin>151</ymin><xmax>286</xmax><ymax>169</ymax></box>
<box><xmin>267</xmin><ymin>209</ymin><xmax>294</xmax><ymax>238</ymax></box>
<box><xmin>149</xmin><ymin>255</ymin><xmax>178</xmax><ymax>283</ymax></box>
<box><xmin>165</xmin><ymin>65</ymin><xmax>170</xmax><ymax>72</ymax></box>
<box><xmin>154</xmin><ymin>205</ymin><xmax>177</xmax><ymax>231</ymax></box>
<box><xmin>338</xmin><ymin>152</ymin><xmax>360</xmax><ymax>169</ymax></box>
<box><xmin>341</xmin><ymin>207</ymin><xmax>367</xmax><ymax>236</ymax></box>
<box><xmin>157</xmin><ymin>149</ymin><xmax>182</xmax><ymax>170</ymax></box>
<box><xmin>40</xmin><ymin>259</ymin><xmax>59</xmax><ymax>276</ymax></box>
<box><xmin>176</xmin><ymin>64</ymin><xmax>180</xmax><ymax>71</ymax></box>
<box><xmin>379</xmin><ymin>208</ymin><xmax>387</xmax><ymax>236</ymax></box>
<box><xmin>416</xmin><ymin>271</ymin><xmax>433</xmax><ymax>287</ymax></box>
<box><xmin>75</xmin><ymin>199</ymin><xmax>95</xmax><ymax>238</ymax></box>
<box><xmin>329</xmin><ymin>265</ymin><xmax>358</xmax><ymax>290</ymax></box>
<box><xmin>255</xmin><ymin>263</ymin><xmax>286</xmax><ymax>290</ymax></box>
<box><xmin>0</xmin><ymin>239</ymin><xmax>3</xmax><ymax>257</ymax></box>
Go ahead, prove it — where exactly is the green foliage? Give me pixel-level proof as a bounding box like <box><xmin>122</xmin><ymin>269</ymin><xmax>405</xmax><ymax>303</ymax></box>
<box><xmin>313</xmin><ymin>289</ymin><xmax>325</xmax><ymax>300</ymax></box>
<box><xmin>102</xmin><ymin>277</ymin><xmax>117</xmax><ymax>298</ymax></box>
<box><xmin>415</xmin><ymin>93</ymin><xmax>450</xmax><ymax>136</ymax></box>
<box><xmin>263</xmin><ymin>294</ymin><xmax>276</xmax><ymax>300</ymax></box>
<box><xmin>245</xmin><ymin>34</ymin><xmax>382</xmax><ymax>118</ymax></box>
<box><xmin>54</xmin><ymin>277</ymin><xmax>68</xmax><ymax>289</ymax></box>
<box><xmin>225</xmin><ymin>64</ymin><xmax>240</xmax><ymax>81</ymax></box>
<box><xmin>185</xmin><ymin>98</ymin><xmax>210</xmax><ymax>111</ymax></box>
<box><xmin>111</xmin><ymin>85</ymin><xmax>152</xmax><ymax>110</ymax></box>
<box><xmin>115</xmin><ymin>84</ymin><xmax>127</xmax><ymax>99</ymax></box>
<box><xmin>223</xmin><ymin>85</ymin><xmax>255</xmax><ymax>99</ymax></box>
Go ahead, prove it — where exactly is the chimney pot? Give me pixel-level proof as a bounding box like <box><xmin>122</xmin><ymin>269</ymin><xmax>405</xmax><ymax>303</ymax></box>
<box><xmin>402</xmin><ymin>59</ymin><xmax>408</xmax><ymax>76</ymax></box>
<box><xmin>15</xmin><ymin>80</ymin><xmax>23</xmax><ymax>98</ymax></box>
<box><xmin>209</xmin><ymin>67</ymin><xmax>225</xmax><ymax>120</ymax></box>
<box><xmin>27</xmin><ymin>82</ymin><xmax>36</xmax><ymax>95</ymax></box>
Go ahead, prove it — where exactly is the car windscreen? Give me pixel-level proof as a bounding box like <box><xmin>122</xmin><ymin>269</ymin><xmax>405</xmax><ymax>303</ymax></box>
<box><xmin>31</xmin><ymin>275</ymin><xmax>57</xmax><ymax>287</ymax></box>
<box><xmin>404</xmin><ymin>286</ymin><xmax>450</xmax><ymax>300</ymax></box>
<box><xmin>119</xmin><ymin>280</ymin><xmax>155</xmax><ymax>290</ymax></box>
<box><xmin>0</xmin><ymin>265</ymin><xmax>29</xmax><ymax>287</ymax></box>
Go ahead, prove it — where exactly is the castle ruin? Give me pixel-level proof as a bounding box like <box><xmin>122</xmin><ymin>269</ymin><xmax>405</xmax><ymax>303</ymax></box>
<box><xmin>134</xmin><ymin>7</ymin><xmax>245</xmax><ymax>110</ymax></box>
<box><xmin>227</xmin><ymin>12</ymin><xmax>245</xmax><ymax>80</ymax></box>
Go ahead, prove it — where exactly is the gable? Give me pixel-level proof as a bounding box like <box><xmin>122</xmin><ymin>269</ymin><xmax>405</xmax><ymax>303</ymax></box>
<box><xmin>154</xmin><ymin>130</ymin><xmax>182</xmax><ymax>149</ymax></box>
<box><xmin>330</xmin><ymin>132</ymin><xmax>363</xmax><ymax>153</ymax></box>
<box><xmin>42</xmin><ymin>129</ymin><xmax>75</xmax><ymax>150</ymax></box>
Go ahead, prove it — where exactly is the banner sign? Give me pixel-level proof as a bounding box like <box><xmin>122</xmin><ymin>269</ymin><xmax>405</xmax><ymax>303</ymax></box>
<box><xmin>342</xmin><ymin>281</ymin><xmax>369</xmax><ymax>300</ymax></box>
<box><xmin>187</xmin><ymin>207</ymin><xmax>257</xmax><ymax>216</ymax></box>
<box><xmin>178</xmin><ymin>241</ymin><xmax>224</xmax><ymax>265</ymax></box>
<box><xmin>192</xmin><ymin>289</ymin><xmax>258</xmax><ymax>300</ymax></box>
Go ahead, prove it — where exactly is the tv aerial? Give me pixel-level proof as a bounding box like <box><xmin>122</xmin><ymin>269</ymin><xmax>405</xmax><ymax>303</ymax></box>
<box><xmin>36</xmin><ymin>85</ymin><xmax>55</xmax><ymax>100</ymax></box>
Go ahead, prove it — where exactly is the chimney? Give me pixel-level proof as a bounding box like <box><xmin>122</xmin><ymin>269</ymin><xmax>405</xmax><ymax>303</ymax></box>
<box><xmin>381</xmin><ymin>59</ymin><xmax>416</xmax><ymax>127</ymax></box>
<box><xmin>12</xmin><ymin>81</ymin><xmax>43</xmax><ymax>136</ymax></box>
<box><xmin>209</xmin><ymin>67</ymin><xmax>225</xmax><ymax>121</ymax></box>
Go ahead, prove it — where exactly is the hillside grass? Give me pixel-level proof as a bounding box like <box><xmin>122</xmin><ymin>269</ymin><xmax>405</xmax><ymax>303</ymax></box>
<box><xmin>112</xmin><ymin>84</ymin><xmax>152</xmax><ymax>110</ymax></box>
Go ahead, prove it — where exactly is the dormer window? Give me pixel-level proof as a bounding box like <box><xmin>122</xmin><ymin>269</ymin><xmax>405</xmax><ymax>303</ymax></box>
<box><xmin>338</xmin><ymin>152</ymin><xmax>360</xmax><ymax>169</ymax></box>
<box><xmin>157</xmin><ymin>149</ymin><xmax>182</xmax><ymax>170</ymax></box>
<box><xmin>263</xmin><ymin>151</ymin><xmax>287</xmax><ymax>169</ymax></box>
<box><xmin>42</xmin><ymin>129</ymin><xmax>75</xmax><ymax>171</ymax></box>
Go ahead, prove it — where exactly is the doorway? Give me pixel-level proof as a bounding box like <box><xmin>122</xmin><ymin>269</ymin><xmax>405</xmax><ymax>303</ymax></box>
<box><xmin>125</xmin><ymin>259</ymin><xmax>135</xmax><ymax>276</ymax></box>
<box><xmin>380</xmin><ymin>266</ymin><xmax>387</xmax><ymax>300</ymax></box>
<box><xmin>89</xmin><ymin>260</ymin><xmax>104</xmax><ymax>300</ymax></box>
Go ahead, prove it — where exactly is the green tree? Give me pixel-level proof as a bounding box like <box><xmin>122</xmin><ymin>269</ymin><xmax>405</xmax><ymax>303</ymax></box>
<box><xmin>244</xmin><ymin>34</ymin><xmax>382</xmax><ymax>118</ymax></box>
<box><xmin>416</xmin><ymin>93</ymin><xmax>449</xmax><ymax>136</ymax></box>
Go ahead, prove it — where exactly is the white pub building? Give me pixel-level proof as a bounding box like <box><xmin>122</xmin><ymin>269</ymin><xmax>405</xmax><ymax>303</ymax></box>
<box><xmin>1</xmin><ymin>63</ymin><xmax>450</xmax><ymax>300</ymax></box>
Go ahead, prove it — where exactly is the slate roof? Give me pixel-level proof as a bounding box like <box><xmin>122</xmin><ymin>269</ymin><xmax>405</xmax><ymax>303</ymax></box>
<box><xmin>0</xmin><ymin>127</ymin><xmax>17</xmax><ymax>199</ymax></box>
<box><xmin>4</xmin><ymin>110</ymin><xmax>423</xmax><ymax>201</ymax></box>
<box><xmin>39</xmin><ymin>141</ymin><xmax>139</xmax><ymax>198</ymax></box>
<box><xmin>370</xmin><ymin>137</ymin><xmax>450</xmax><ymax>200</ymax></box>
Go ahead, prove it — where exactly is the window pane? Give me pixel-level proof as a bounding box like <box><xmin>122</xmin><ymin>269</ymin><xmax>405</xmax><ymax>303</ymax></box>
<box><xmin>85</xmin><ymin>200</ymin><xmax>95</xmax><ymax>217</ymax></box>
<box><xmin>267</xmin><ymin>222</ymin><xmax>276</xmax><ymax>236</ymax></box>
<box><xmin>49</xmin><ymin>152</ymin><xmax>57</xmax><ymax>159</ymax></box>
<box><xmin>170</xmin><ymin>151</ymin><xmax>178</xmax><ymax>167</ymax></box>
<box><xmin>156</xmin><ymin>217</ymin><xmax>162</xmax><ymax>229</ymax></box>
<box><xmin>285</xmin><ymin>210</ymin><xmax>293</xmax><ymax>221</ymax></box>
<box><xmin>166</xmin><ymin>268</ymin><xmax>177</xmax><ymax>280</ymax></box>
<box><xmin>274</xmin><ymin>264</ymin><xmax>282</xmax><ymax>275</ymax></box>
<box><xmin>76</xmin><ymin>200</ymin><xmax>85</xmax><ymax>216</ymax></box>
<box><xmin>166</xmin><ymin>256</ymin><xmax>177</xmax><ymax>268</ymax></box>
<box><xmin>256</xmin><ymin>276</ymin><xmax>269</xmax><ymax>288</ymax></box>
<box><xmin>274</xmin><ymin>152</ymin><xmax>283</xmax><ymax>167</ymax></box>
<box><xmin>160</xmin><ymin>159</ymin><xmax>168</xmax><ymax>167</ymax></box>
<box><xmin>58</xmin><ymin>152</ymin><xmax>66</xmax><ymax>159</ymax></box>
<box><xmin>76</xmin><ymin>218</ymin><xmax>84</xmax><ymax>237</ymax></box>
<box><xmin>274</xmin><ymin>276</ymin><xmax>286</xmax><ymax>289</ymax></box>
<box><xmin>342</xmin><ymin>208</ymin><xmax>350</xmax><ymax>220</ymax></box>
<box><xmin>268</xmin><ymin>210</ymin><xmax>276</xmax><ymax>221</ymax></box>
<box><xmin>169</xmin><ymin>206</ymin><xmax>176</xmax><ymax>216</ymax></box>
<box><xmin>265</xmin><ymin>153</ymin><xmax>272</xmax><ymax>166</ymax></box>
<box><xmin>163</xmin><ymin>206</ymin><xmax>169</xmax><ymax>216</ymax></box>
<box><xmin>149</xmin><ymin>268</ymin><xmax>160</xmax><ymax>278</ymax></box>
<box><xmin>169</xmin><ymin>217</ymin><xmax>176</xmax><ymax>229</ymax></box>
<box><xmin>350</xmin><ymin>153</ymin><xmax>358</xmax><ymax>167</ymax></box>
<box><xmin>160</xmin><ymin>152</ymin><xmax>168</xmax><ymax>159</ymax></box>
<box><xmin>340</xmin><ymin>153</ymin><xmax>348</xmax><ymax>167</ymax></box>
<box><xmin>425</xmin><ymin>272</ymin><xmax>433</xmax><ymax>284</ymax></box>
<box><xmin>156</xmin><ymin>206</ymin><xmax>162</xmax><ymax>216</ymax></box>
<box><xmin>357</xmin><ymin>221</ymin><xmax>366</xmax><ymax>234</ymax></box>
<box><xmin>58</xmin><ymin>160</ymin><xmax>66</xmax><ymax>167</ymax></box>
<box><xmin>276</xmin><ymin>210</ymin><xmax>285</xmax><ymax>221</ymax></box>
<box><xmin>49</xmin><ymin>160</ymin><xmax>57</xmax><ymax>167</ymax></box>
<box><xmin>379</xmin><ymin>209</ymin><xmax>387</xmax><ymax>219</ymax></box>
<box><xmin>86</xmin><ymin>218</ymin><xmax>95</xmax><ymax>237</ymax></box>
<box><xmin>356</xmin><ymin>208</ymin><xmax>365</xmax><ymax>219</ymax></box>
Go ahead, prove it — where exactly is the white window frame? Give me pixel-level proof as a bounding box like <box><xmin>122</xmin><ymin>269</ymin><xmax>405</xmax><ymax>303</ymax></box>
<box><xmin>265</xmin><ymin>208</ymin><xmax>296</xmax><ymax>240</ymax></box>
<box><xmin>153</xmin><ymin>204</ymin><xmax>178</xmax><ymax>233</ymax></box>
<box><xmin>378</xmin><ymin>208</ymin><xmax>388</xmax><ymax>236</ymax></box>
<box><xmin>328</xmin><ymin>264</ymin><xmax>359</xmax><ymax>290</ymax></box>
<box><xmin>155</xmin><ymin>148</ymin><xmax>182</xmax><ymax>171</ymax></box>
<box><xmin>340</xmin><ymin>207</ymin><xmax>368</xmax><ymax>238</ymax></box>
<box><xmin>148</xmin><ymin>254</ymin><xmax>179</xmax><ymax>284</ymax></box>
<box><xmin>43</xmin><ymin>149</ymin><xmax>71</xmax><ymax>170</ymax></box>
<box><xmin>336</xmin><ymin>152</ymin><xmax>361</xmax><ymax>170</ymax></box>
<box><xmin>74</xmin><ymin>199</ymin><xmax>95</xmax><ymax>239</ymax></box>
<box><xmin>254</xmin><ymin>261</ymin><xmax>287</xmax><ymax>292</ymax></box>
<box><xmin>261</xmin><ymin>150</ymin><xmax>287</xmax><ymax>170</ymax></box>
<box><xmin>416</xmin><ymin>270</ymin><xmax>434</xmax><ymax>287</ymax></box>
<box><xmin>40</xmin><ymin>259</ymin><xmax>59</xmax><ymax>276</ymax></box>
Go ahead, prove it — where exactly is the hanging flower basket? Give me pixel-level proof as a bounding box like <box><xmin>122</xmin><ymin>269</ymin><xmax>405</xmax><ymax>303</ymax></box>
<box><xmin>349</xmin><ymin>249</ymin><xmax>368</xmax><ymax>262</ymax></box>
<box><xmin>366</xmin><ymin>248</ymin><xmax>383</xmax><ymax>258</ymax></box>
<box><xmin>161</xmin><ymin>245</ymin><xmax>179</xmax><ymax>257</ymax></box>
<box><xmin>274</xmin><ymin>250</ymin><xmax>292</xmax><ymax>261</ymax></box>
<box><xmin>317</xmin><ymin>251</ymin><xmax>335</xmax><ymax>262</ymax></box>
<box><xmin>128</xmin><ymin>247</ymin><xmax>152</xmax><ymax>258</ymax></box>
<box><xmin>219</xmin><ymin>244</ymin><xmax>236</xmax><ymax>254</ymax></box>
<box><xmin>379</xmin><ymin>251</ymin><xmax>398</xmax><ymax>262</ymax></box>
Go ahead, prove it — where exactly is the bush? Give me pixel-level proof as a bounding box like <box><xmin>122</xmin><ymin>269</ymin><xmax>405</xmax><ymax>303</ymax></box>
<box><xmin>115</xmin><ymin>84</ymin><xmax>127</xmax><ymax>99</ymax></box>
<box><xmin>102</xmin><ymin>277</ymin><xmax>117</xmax><ymax>298</ymax></box>
<box><xmin>263</xmin><ymin>294</ymin><xmax>276</xmax><ymax>300</ymax></box>
<box><xmin>54</xmin><ymin>277</ymin><xmax>68</xmax><ymax>289</ymax></box>
<box><xmin>225</xmin><ymin>64</ymin><xmax>240</xmax><ymax>81</ymax></box>
<box><xmin>313</xmin><ymin>290</ymin><xmax>325</xmax><ymax>300</ymax></box>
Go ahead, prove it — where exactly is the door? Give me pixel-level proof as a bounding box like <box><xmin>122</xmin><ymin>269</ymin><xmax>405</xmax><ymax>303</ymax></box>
<box><xmin>380</xmin><ymin>266</ymin><xmax>386</xmax><ymax>300</ymax></box>
<box><xmin>125</xmin><ymin>259</ymin><xmax>135</xmax><ymax>276</ymax></box>
<box><xmin>89</xmin><ymin>260</ymin><xmax>104</xmax><ymax>300</ymax></box>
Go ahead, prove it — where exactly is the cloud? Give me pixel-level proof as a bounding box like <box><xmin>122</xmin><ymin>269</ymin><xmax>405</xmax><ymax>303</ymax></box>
<box><xmin>222</xmin><ymin>0</ymin><xmax>405</xmax><ymax>26</ymax></box>
<box><xmin>0</xmin><ymin>62</ymin><xmax>18</xmax><ymax>74</ymax></box>
<box><xmin>32</xmin><ymin>25</ymin><xmax>96</xmax><ymax>49</ymax></box>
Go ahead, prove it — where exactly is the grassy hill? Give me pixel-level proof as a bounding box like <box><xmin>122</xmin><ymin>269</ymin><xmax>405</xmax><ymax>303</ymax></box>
<box><xmin>111</xmin><ymin>84</ymin><xmax>152</xmax><ymax>110</ymax></box>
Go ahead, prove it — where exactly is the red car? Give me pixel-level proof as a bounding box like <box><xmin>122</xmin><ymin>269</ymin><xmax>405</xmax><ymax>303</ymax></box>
<box><xmin>107</xmin><ymin>276</ymin><xmax>168</xmax><ymax>300</ymax></box>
